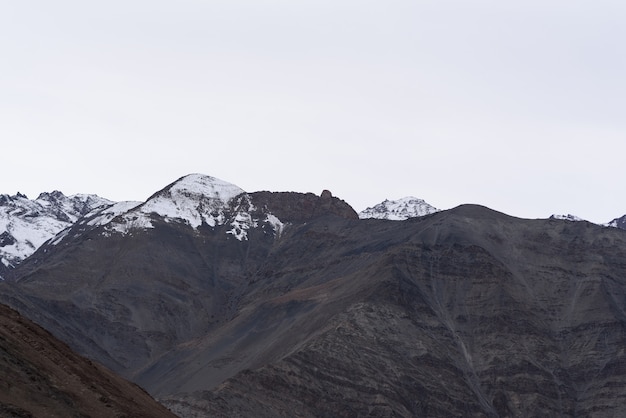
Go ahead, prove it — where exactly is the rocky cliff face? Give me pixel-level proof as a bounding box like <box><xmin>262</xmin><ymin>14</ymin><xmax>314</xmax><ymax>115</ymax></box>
<box><xmin>249</xmin><ymin>189</ymin><xmax>358</xmax><ymax>222</ymax></box>
<box><xmin>0</xmin><ymin>303</ymin><xmax>176</xmax><ymax>417</ymax></box>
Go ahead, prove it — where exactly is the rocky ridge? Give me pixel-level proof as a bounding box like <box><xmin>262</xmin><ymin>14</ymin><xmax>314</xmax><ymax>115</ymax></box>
<box><xmin>44</xmin><ymin>175</ymin><xmax>357</xmax><ymax>248</ymax></box>
<box><xmin>0</xmin><ymin>191</ymin><xmax>112</xmax><ymax>278</ymax></box>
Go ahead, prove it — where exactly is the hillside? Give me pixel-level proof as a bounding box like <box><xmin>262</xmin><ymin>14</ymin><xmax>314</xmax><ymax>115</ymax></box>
<box><xmin>0</xmin><ymin>303</ymin><xmax>176</xmax><ymax>417</ymax></box>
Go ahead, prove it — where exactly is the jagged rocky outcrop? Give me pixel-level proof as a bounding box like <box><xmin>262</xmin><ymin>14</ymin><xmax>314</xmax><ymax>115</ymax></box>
<box><xmin>249</xmin><ymin>189</ymin><xmax>358</xmax><ymax>222</ymax></box>
<box><xmin>0</xmin><ymin>190</ymin><xmax>112</xmax><ymax>278</ymax></box>
<box><xmin>0</xmin><ymin>303</ymin><xmax>176</xmax><ymax>417</ymax></box>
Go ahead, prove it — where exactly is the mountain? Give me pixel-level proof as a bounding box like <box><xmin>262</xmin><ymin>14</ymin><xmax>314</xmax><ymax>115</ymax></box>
<box><xmin>0</xmin><ymin>302</ymin><xmax>176</xmax><ymax>417</ymax></box>
<box><xmin>0</xmin><ymin>174</ymin><xmax>358</xmax><ymax>386</ymax></box>
<box><xmin>0</xmin><ymin>190</ymin><xmax>113</xmax><ymax>279</ymax></box>
<box><xmin>152</xmin><ymin>208</ymin><xmax>626</xmax><ymax>417</ymax></box>
<box><xmin>44</xmin><ymin>174</ymin><xmax>357</xmax><ymax>248</ymax></box>
<box><xmin>3</xmin><ymin>173</ymin><xmax>626</xmax><ymax>417</ymax></box>
<box><xmin>359</xmin><ymin>196</ymin><xmax>439</xmax><ymax>220</ymax></box>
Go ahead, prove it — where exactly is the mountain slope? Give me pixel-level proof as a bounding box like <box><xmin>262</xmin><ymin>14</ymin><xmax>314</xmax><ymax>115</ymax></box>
<box><xmin>0</xmin><ymin>303</ymin><xmax>176</xmax><ymax>417</ymax></box>
<box><xmin>359</xmin><ymin>196</ymin><xmax>439</xmax><ymax>220</ymax></box>
<box><xmin>157</xmin><ymin>208</ymin><xmax>626</xmax><ymax>417</ymax></box>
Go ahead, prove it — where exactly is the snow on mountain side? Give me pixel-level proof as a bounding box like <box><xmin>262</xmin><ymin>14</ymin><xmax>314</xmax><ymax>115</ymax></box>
<box><xmin>550</xmin><ymin>214</ymin><xmax>586</xmax><ymax>222</ymax></box>
<box><xmin>606</xmin><ymin>215</ymin><xmax>626</xmax><ymax>230</ymax></box>
<box><xmin>135</xmin><ymin>173</ymin><xmax>246</xmax><ymax>228</ymax></box>
<box><xmin>36</xmin><ymin>191</ymin><xmax>111</xmax><ymax>222</ymax></box>
<box><xmin>4</xmin><ymin>175</ymin><xmax>447</xmax><ymax>272</ymax></box>
<box><xmin>0</xmin><ymin>192</ymin><xmax>112</xmax><ymax>271</ymax></box>
<box><xmin>101</xmin><ymin>174</ymin><xmax>284</xmax><ymax>241</ymax></box>
<box><xmin>85</xmin><ymin>201</ymin><xmax>143</xmax><ymax>227</ymax></box>
<box><xmin>26</xmin><ymin>174</ymin><xmax>287</xmax><ymax>248</ymax></box>
<box><xmin>359</xmin><ymin>197</ymin><xmax>439</xmax><ymax>220</ymax></box>
<box><xmin>49</xmin><ymin>201</ymin><xmax>142</xmax><ymax>245</ymax></box>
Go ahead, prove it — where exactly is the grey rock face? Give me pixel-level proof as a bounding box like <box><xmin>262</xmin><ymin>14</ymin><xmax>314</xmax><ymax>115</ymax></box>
<box><xmin>3</xmin><ymin>204</ymin><xmax>626</xmax><ymax>417</ymax></box>
<box><xmin>162</xmin><ymin>207</ymin><xmax>626</xmax><ymax>417</ymax></box>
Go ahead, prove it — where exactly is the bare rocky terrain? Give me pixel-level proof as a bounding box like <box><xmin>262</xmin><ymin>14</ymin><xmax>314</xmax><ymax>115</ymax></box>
<box><xmin>2</xmin><ymin>180</ymin><xmax>626</xmax><ymax>417</ymax></box>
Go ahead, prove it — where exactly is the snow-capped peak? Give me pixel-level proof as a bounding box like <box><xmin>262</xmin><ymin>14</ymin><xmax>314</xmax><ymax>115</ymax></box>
<box><xmin>359</xmin><ymin>196</ymin><xmax>439</xmax><ymax>220</ymax></box>
<box><xmin>0</xmin><ymin>191</ymin><xmax>112</xmax><ymax>271</ymax></box>
<box><xmin>152</xmin><ymin>174</ymin><xmax>245</xmax><ymax>204</ymax></box>
<box><xmin>101</xmin><ymin>174</ymin><xmax>285</xmax><ymax>241</ymax></box>
<box><xmin>128</xmin><ymin>174</ymin><xmax>246</xmax><ymax>229</ymax></box>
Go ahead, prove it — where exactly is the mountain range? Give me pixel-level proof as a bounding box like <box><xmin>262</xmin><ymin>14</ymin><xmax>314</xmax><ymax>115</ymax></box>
<box><xmin>3</xmin><ymin>180</ymin><xmax>625</xmax><ymax>279</ymax></box>
<box><xmin>2</xmin><ymin>173</ymin><xmax>626</xmax><ymax>417</ymax></box>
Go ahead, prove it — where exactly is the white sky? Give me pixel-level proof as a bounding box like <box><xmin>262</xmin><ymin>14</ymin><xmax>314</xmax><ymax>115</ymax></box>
<box><xmin>2</xmin><ymin>1</ymin><xmax>625</xmax><ymax>223</ymax></box>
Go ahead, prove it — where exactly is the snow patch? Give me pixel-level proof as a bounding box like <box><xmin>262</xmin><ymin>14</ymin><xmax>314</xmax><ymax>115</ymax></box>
<box><xmin>604</xmin><ymin>215</ymin><xmax>626</xmax><ymax>229</ymax></box>
<box><xmin>111</xmin><ymin>213</ymin><xmax>154</xmax><ymax>234</ymax></box>
<box><xmin>550</xmin><ymin>214</ymin><xmax>585</xmax><ymax>222</ymax></box>
<box><xmin>49</xmin><ymin>229</ymin><xmax>70</xmax><ymax>246</ymax></box>
<box><xmin>264</xmin><ymin>213</ymin><xmax>284</xmax><ymax>237</ymax></box>
<box><xmin>227</xmin><ymin>211</ymin><xmax>258</xmax><ymax>241</ymax></box>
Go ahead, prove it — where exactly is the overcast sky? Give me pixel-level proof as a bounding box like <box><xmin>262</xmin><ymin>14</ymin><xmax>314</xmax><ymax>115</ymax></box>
<box><xmin>2</xmin><ymin>1</ymin><xmax>625</xmax><ymax>223</ymax></box>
